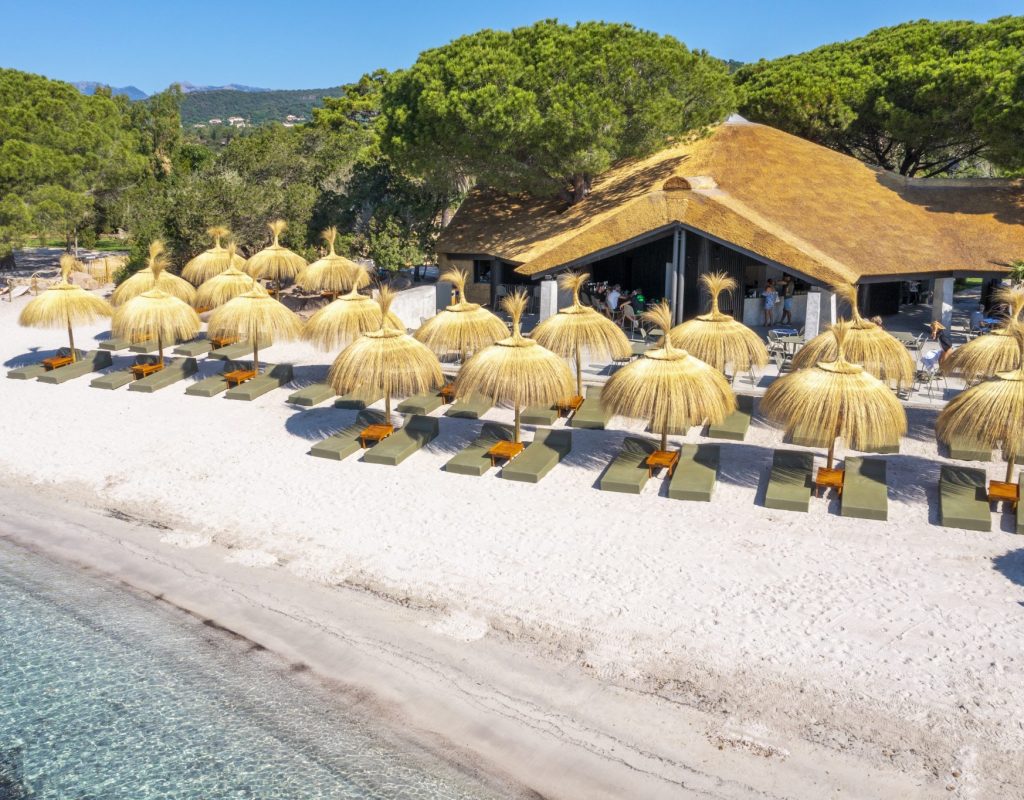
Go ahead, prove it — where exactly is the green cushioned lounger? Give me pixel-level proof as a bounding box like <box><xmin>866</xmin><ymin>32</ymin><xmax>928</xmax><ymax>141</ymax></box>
<box><xmin>598</xmin><ymin>436</ymin><xmax>658</xmax><ymax>494</ymax></box>
<box><xmin>841</xmin><ymin>457</ymin><xmax>888</xmax><ymax>521</ymax></box>
<box><xmin>287</xmin><ymin>382</ymin><xmax>336</xmax><ymax>407</ymax></box>
<box><xmin>707</xmin><ymin>394</ymin><xmax>753</xmax><ymax>442</ymax></box>
<box><xmin>37</xmin><ymin>350</ymin><xmax>112</xmax><ymax>384</ymax></box>
<box><xmin>764</xmin><ymin>449</ymin><xmax>813</xmax><ymax>512</ymax></box>
<box><xmin>570</xmin><ymin>386</ymin><xmax>610</xmax><ymax>430</ymax></box>
<box><xmin>127</xmin><ymin>358</ymin><xmax>198</xmax><ymax>393</ymax></box>
<box><xmin>127</xmin><ymin>338</ymin><xmax>160</xmax><ymax>354</ymax></box>
<box><xmin>208</xmin><ymin>339</ymin><xmax>269</xmax><ymax>361</ymax></box>
<box><xmin>397</xmin><ymin>392</ymin><xmax>444</xmax><ymax>415</ymax></box>
<box><xmin>98</xmin><ymin>336</ymin><xmax>131</xmax><ymax>351</ymax></box>
<box><xmin>501</xmin><ymin>429</ymin><xmax>572</xmax><ymax>483</ymax></box>
<box><xmin>334</xmin><ymin>386</ymin><xmax>383</xmax><ymax>409</ymax></box>
<box><xmin>6</xmin><ymin>348</ymin><xmax>84</xmax><ymax>380</ymax></box>
<box><xmin>309</xmin><ymin>410</ymin><xmax>386</xmax><ymax>461</ymax></box>
<box><xmin>173</xmin><ymin>338</ymin><xmax>215</xmax><ymax>357</ymax></box>
<box><xmin>939</xmin><ymin>465</ymin><xmax>990</xmax><ymax>531</ymax></box>
<box><xmin>948</xmin><ymin>435</ymin><xmax>991</xmax><ymax>462</ymax></box>
<box><xmin>445</xmin><ymin>391</ymin><xmax>492</xmax><ymax>419</ymax></box>
<box><xmin>668</xmin><ymin>443</ymin><xmax>720</xmax><ymax>502</ymax></box>
<box><xmin>362</xmin><ymin>415</ymin><xmax>439</xmax><ymax>466</ymax></box>
<box><xmin>185</xmin><ymin>361</ymin><xmax>245</xmax><ymax>397</ymax></box>
<box><xmin>444</xmin><ymin>423</ymin><xmax>514</xmax><ymax>476</ymax></box>
<box><xmin>521</xmin><ymin>403</ymin><xmax>559</xmax><ymax>426</ymax></box>
<box><xmin>90</xmin><ymin>356</ymin><xmax>157</xmax><ymax>390</ymax></box>
<box><xmin>1018</xmin><ymin>476</ymin><xmax>1024</xmax><ymax>535</ymax></box>
<box><xmin>225</xmin><ymin>364</ymin><xmax>293</xmax><ymax>401</ymax></box>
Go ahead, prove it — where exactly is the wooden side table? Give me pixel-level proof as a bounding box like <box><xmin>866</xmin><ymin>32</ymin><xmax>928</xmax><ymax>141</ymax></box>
<box><xmin>646</xmin><ymin>449</ymin><xmax>680</xmax><ymax>478</ymax></box>
<box><xmin>131</xmin><ymin>362</ymin><xmax>164</xmax><ymax>379</ymax></box>
<box><xmin>210</xmin><ymin>335</ymin><xmax>238</xmax><ymax>348</ymax></box>
<box><xmin>488</xmin><ymin>440</ymin><xmax>524</xmax><ymax>467</ymax></box>
<box><xmin>815</xmin><ymin>467</ymin><xmax>845</xmax><ymax>497</ymax></box>
<box><xmin>42</xmin><ymin>355</ymin><xmax>74</xmax><ymax>370</ymax></box>
<box><xmin>988</xmin><ymin>480</ymin><xmax>1019</xmax><ymax>509</ymax></box>
<box><xmin>556</xmin><ymin>395</ymin><xmax>585</xmax><ymax>417</ymax></box>
<box><xmin>439</xmin><ymin>382</ymin><xmax>457</xmax><ymax>403</ymax></box>
<box><xmin>360</xmin><ymin>424</ymin><xmax>394</xmax><ymax>449</ymax></box>
<box><xmin>224</xmin><ymin>369</ymin><xmax>257</xmax><ymax>387</ymax></box>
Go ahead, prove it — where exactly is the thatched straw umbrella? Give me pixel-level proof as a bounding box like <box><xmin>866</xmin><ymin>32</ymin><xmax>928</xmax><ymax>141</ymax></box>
<box><xmin>207</xmin><ymin>284</ymin><xmax>303</xmax><ymax>373</ymax></box>
<box><xmin>194</xmin><ymin>244</ymin><xmax>256</xmax><ymax>310</ymax></box>
<box><xmin>329</xmin><ymin>287</ymin><xmax>443</xmax><ymax>419</ymax></box>
<box><xmin>19</xmin><ymin>254</ymin><xmax>112</xmax><ymax>362</ymax></box>
<box><xmin>414</xmin><ymin>267</ymin><xmax>507</xmax><ymax>366</ymax></box>
<box><xmin>792</xmin><ymin>283</ymin><xmax>913</xmax><ymax>387</ymax></box>
<box><xmin>761</xmin><ymin>322</ymin><xmax>907</xmax><ymax>469</ymax></box>
<box><xmin>182</xmin><ymin>226</ymin><xmax>246</xmax><ymax>285</ymax></box>
<box><xmin>454</xmin><ymin>290</ymin><xmax>574</xmax><ymax>443</ymax></box>
<box><xmin>943</xmin><ymin>286</ymin><xmax>1024</xmax><ymax>383</ymax></box>
<box><xmin>602</xmin><ymin>302</ymin><xmax>735</xmax><ymax>452</ymax></box>
<box><xmin>666</xmin><ymin>272</ymin><xmax>768</xmax><ymax>377</ymax></box>
<box><xmin>303</xmin><ymin>279</ymin><xmax>403</xmax><ymax>352</ymax></box>
<box><xmin>532</xmin><ymin>271</ymin><xmax>630</xmax><ymax>399</ymax></box>
<box><xmin>937</xmin><ymin>333</ymin><xmax>1024</xmax><ymax>485</ymax></box>
<box><xmin>112</xmin><ymin>282</ymin><xmax>201</xmax><ymax>368</ymax></box>
<box><xmin>296</xmin><ymin>227</ymin><xmax>370</xmax><ymax>299</ymax></box>
<box><xmin>245</xmin><ymin>220</ymin><xmax>308</xmax><ymax>295</ymax></box>
<box><xmin>111</xmin><ymin>241</ymin><xmax>197</xmax><ymax>307</ymax></box>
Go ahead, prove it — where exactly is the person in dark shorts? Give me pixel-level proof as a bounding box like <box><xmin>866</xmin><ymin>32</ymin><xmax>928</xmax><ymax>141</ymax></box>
<box><xmin>779</xmin><ymin>276</ymin><xmax>795</xmax><ymax>325</ymax></box>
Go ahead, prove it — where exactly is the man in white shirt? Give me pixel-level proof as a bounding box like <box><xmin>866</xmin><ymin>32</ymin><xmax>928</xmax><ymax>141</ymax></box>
<box><xmin>605</xmin><ymin>285</ymin><xmax>621</xmax><ymax>317</ymax></box>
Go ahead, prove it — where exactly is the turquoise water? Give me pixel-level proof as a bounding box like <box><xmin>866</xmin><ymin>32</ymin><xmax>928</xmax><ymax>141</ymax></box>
<box><xmin>0</xmin><ymin>540</ymin><xmax>500</xmax><ymax>799</ymax></box>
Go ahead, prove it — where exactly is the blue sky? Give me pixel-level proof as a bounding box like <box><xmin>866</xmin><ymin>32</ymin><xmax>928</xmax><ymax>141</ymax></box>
<box><xmin>5</xmin><ymin>0</ymin><xmax>1019</xmax><ymax>94</ymax></box>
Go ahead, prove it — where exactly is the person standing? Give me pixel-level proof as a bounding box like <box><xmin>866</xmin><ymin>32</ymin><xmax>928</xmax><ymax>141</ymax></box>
<box><xmin>763</xmin><ymin>279</ymin><xmax>778</xmax><ymax>326</ymax></box>
<box><xmin>929</xmin><ymin>321</ymin><xmax>952</xmax><ymax>365</ymax></box>
<box><xmin>779</xmin><ymin>276</ymin><xmax>795</xmax><ymax>325</ymax></box>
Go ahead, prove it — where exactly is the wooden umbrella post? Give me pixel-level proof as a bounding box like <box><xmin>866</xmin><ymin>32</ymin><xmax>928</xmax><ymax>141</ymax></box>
<box><xmin>157</xmin><ymin>333</ymin><xmax>164</xmax><ymax>368</ymax></box>
<box><xmin>67</xmin><ymin>316</ymin><xmax>77</xmax><ymax>362</ymax></box>
<box><xmin>1006</xmin><ymin>447</ymin><xmax>1017</xmax><ymax>485</ymax></box>
<box><xmin>575</xmin><ymin>345</ymin><xmax>583</xmax><ymax>399</ymax></box>
<box><xmin>660</xmin><ymin>425</ymin><xmax>668</xmax><ymax>453</ymax></box>
<box><xmin>514</xmin><ymin>405</ymin><xmax>521</xmax><ymax>444</ymax></box>
<box><xmin>252</xmin><ymin>335</ymin><xmax>260</xmax><ymax>374</ymax></box>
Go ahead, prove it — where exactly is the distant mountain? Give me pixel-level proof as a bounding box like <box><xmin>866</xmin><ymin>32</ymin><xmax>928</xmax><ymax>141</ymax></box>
<box><xmin>176</xmin><ymin>82</ymin><xmax>270</xmax><ymax>94</ymax></box>
<box><xmin>180</xmin><ymin>87</ymin><xmax>345</xmax><ymax>126</ymax></box>
<box><xmin>72</xmin><ymin>81</ymin><xmax>148</xmax><ymax>101</ymax></box>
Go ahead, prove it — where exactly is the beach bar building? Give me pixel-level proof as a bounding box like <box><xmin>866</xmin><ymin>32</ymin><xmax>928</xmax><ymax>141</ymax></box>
<box><xmin>437</xmin><ymin>118</ymin><xmax>1024</xmax><ymax>335</ymax></box>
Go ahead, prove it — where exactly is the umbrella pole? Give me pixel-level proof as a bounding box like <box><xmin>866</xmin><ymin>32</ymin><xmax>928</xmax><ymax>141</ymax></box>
<box><xmin>158</xmin><ymin>333</ymin><xmax>164</xmax><ymax>368</ymax></box>
<box><xmin>1006</xmin><ymin>449</ymin><xmax>1017</xmax><ymax>485</ymax></box>
<box><xmin>660</xmin><ymin>426</ymin><xmax>668</xmax><ymax>453</ymax></box>
<box><xmin>575</xmin><ymin>346</ymin><xmax>582</xmax><ymax>398</ymax></box>
<box><xmin>253</xmin><ymin>337</ymin><xmax>260</xmax><ymax>374</ymax></box>
<box><xmin>514</xmin><ymin>406</ymin><xmax>521</xmax><ymax>444</ymax></box>
<box><xmin>385</xmin><ymin>392</ymin><xmax>392</xmax><ymax>421</ymax></box>
<box><xmin>66</xmin><ymin>315</ymin><xmax>77</xmax><ymax>362</ymax></box>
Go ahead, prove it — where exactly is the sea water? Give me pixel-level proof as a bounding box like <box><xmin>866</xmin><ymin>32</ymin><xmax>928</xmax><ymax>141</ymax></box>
<box><xmin>0</xmin><ymin>539</ymin><xmax>500</xmax><ymax>799</ymax></box>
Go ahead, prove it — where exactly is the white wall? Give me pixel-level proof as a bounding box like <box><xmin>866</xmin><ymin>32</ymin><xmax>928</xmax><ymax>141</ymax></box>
<box><xmin>386</xmin><ymin>285</ymin><xmax>438</xmax><ymax>330</ymax></box>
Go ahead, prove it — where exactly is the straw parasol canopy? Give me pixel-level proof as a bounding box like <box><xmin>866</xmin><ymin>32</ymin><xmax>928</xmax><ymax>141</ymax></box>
<box><xmin>943</xmin><ymin>285</ymin><xmax>1024</xmax><ymax>383</ymax></box>
<box><xmin>296</xmin><ymin>227</ymin><xmax>370</xmax><ymax>298</ymax></box>
<box><xmin>329</xmin><ymin>286</ymin><xmax>443</xmax><ymax>419</ymax></box>
<box><xmin>413</xmin><ymin>267</ymin><xmax>508</xmax><ymax>363</ymax></box>
<box><xmin>19</xmin><ymin>254</ymin><xmax>112</xmax><ymax>362</ymax></box>
<box><xmin>181</xmin><ymin>226</ymin><xmax>247</xmax><ymax>285</ymax></box>
<box><xmin>207</xmin><ymin>283</ymin><xmax>303</xmax><ymax>373</ymax></box>
<box><xmin>112</xmin><ymin>279</ymin><xmax>201</xmax><ymax>368</ymax></box>
<box><xmin>761</xmin><ymin>321</ymin><xmax>907</xmax><ymax>468</ymax></box>
<box><xmin>111</xmin><ymin>241</ymin><xmax>197</xmax><ymax>307</ymax></box>
<box><xmin>792</xmin><ymin>283</ymin><xmax>914</xmax><ymax>386</ymax></box>
<box><xmin>666</xmin><ymin>272</ymin><xmax>768</xmax><ymax>376</ymax></box>
<box><xmin>303</xmin><ymin>283</ymin><xmax>403</xmax><ymax>352</ymax></box>
<box><xmin>937</xmin><ymin>332</ymin><xmax>1024</xmax><ymax>484</ymax></box>
<box><xmin>454</xmin><ymin>290</ymin><xmax>574</xmax><ymax>443</ymax></box>
<box><xmin>194</xmin><ymin>244</ymin><xmax>256</xmax><ymax>310</ymax></box>
<box><xmin>602</xmin><ymin>301</ymin><xmax>735</xmax><ymax>452</ymax></box>
<box><xmin>244</xmin><ymin>220</ymin><xmax>308</xmax><ymax>293</ymax></box>
<box><xmin>532</xmin><ymin>271</ymin><xmax>630</xmax><ymax>398</ymax></box>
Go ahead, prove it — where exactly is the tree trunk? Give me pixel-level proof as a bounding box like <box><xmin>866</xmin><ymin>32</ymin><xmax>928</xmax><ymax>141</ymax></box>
<box><xmin>67</xmin><ymin>317</ymin><xmax>77</xmax><ymax>362</ymax></box>
<box><xmin>570</xmin><ymin>174</ymin><xmax>591</xmax><ymax>204</ymax></box>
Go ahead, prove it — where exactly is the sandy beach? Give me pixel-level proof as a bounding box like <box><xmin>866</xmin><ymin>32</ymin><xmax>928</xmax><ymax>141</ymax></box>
<box><xmin>2</xmin><ymin>298</ymin><xmax>1023</xmax><ymax>798</ymax></box>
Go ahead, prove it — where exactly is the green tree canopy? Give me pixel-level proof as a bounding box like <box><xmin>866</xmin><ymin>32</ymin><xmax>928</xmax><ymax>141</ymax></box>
<box><xmin>734</xmin><ymin>17</ymin><xmax>1024</xmax><ymax>177</ymax></box>
<box><xmin>380</xmin><ymin>20</ymin><xmax>735</xmax><ymax>203</ymax></box>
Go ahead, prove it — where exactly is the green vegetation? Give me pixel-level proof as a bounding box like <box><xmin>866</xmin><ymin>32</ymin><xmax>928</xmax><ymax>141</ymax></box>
<box><xmin>179</xmin><ymin>87</ymin><xmax>345</xmax><ymax>126</ymax></box>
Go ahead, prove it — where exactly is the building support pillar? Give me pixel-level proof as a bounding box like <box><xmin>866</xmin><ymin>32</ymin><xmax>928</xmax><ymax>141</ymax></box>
<box><xmin>672</xmin><ymin>228</ymin><xmax>687</xmax><ymax>325</ymax></box>
<box><xmin>538</xmin><ymin>277</ymin><xmax>558</xmax><ymax>322</ymax></box>
<box><xmin>932</xmin><ymin>278</ymin><xmax>954</xmax><ymax>328</ymax></box>
<box><xmin>489</xmin><ymin>259</ymin><xmax>502</xmax><ymax>309</ymax></box>
<box><xmin>803</xmin><ymin>288</ymin><xmax>836</xmax><ymax>339</ymax></box>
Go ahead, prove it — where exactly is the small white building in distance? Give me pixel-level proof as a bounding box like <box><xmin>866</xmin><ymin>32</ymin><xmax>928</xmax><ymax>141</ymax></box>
<box><xmin>209</xmin><ymin>118</ymin><xmax>223</xmax><ymax>125</ymax></box>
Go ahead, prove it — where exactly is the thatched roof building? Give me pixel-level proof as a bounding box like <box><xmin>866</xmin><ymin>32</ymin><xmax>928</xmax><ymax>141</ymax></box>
<box><xmin>438</xmin><ymin>118</ymin><xmax>1024</xmax><ymax>325</ymax></box>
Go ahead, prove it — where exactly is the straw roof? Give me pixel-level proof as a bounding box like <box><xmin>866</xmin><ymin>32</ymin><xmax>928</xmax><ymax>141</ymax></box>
<box><xmin>413</xmin><ymin>268</ymin><xmax>508</xmax><ymax>359</ymax></box>
<box><xmin>602</xmin><ymin>302</ymin><xmax>735</xmax><ymax>447</ymax></box>
<box><xmin>792</xmin><ymin>284</ymin><xmax>914</xmax><ymax>385</ymax></box>
<box><xmin>112</xmin><ymin>241</ymin><xmax>197</xmax><ymax>307</ymax></box>
<box><xmin>112</xmin><ymin>288</ymin><xmax>201</xmax><ymax>350</ymax></box>
<box><xmin>438</xmin><ymin>120</ymin><xmax>1024</xmax><ymax>285</ymax></box>
<box><xmin>666</xmin><ymin>272</ymin><xmax>768</xmax><ymax>374</ymax></box>
<box><xmin>296</xmin><ymin>227</ymin><xmax>370</xmax><ymax>294</ymax></box>
<box><xmin>182</xmin><ymin>226</ymin><xmax>247</xmax><ymax>285</ymax></box>
<box><xmin>19</xmin><ymin>254</ymin><xmax>112</xmax><ymax>330</ymax></box>
<box><xmin>761</xmin><ymin>322</ymin><xmax>907</xmax><ymax>460</ymax></box>
<box><xmin>245</xmin><ymin>220</ymin><xmax>308</xmax><ymax>283</ymax></box>
<box><xmin>194</xmin><ymin>245</ymin><xmax>256</xmax><ymax>310</ymax></box>
<box><xmin>943</xmin><ymin>286</ymin><xmax>1024</xmax><ymax>382</ymax></box>
<box><xmin>206</xmin><ymin>284</ymin><xmax>303</xmax><ymax>345</ymax></box>
<box><xmin>328</xmin><ymin>287</ymin><xmax>442</xmax><ymax>415</ymax></box>
<box><xmin>303</xmin><ymin>288</ymin><xmax>403</xmax><ymax>352</ymax></box>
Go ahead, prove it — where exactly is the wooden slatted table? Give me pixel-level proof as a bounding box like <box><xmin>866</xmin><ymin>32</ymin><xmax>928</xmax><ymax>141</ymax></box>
<box><xmin>555</xmin><ymin>395</ymin><xmax>585</xmax><ymax>417</ymax></box>
<box><xmin>815</xmin><ymin>467</ymin><xmax>845</xmax><ymax>497</ymax></box>
<box><xmin>646</xmin><ymin>449</ymin><xmax>680</xmax><ymax>478</ymax></box>
<box><xmin>488</xmin><ymin>440</ymin><xmax>524</xmax><ymax>467</ymax></box>
<box><xmin>224</xmin><ymin>369</ymin><xmax>257</xmax><ymax>387</ymax></box>
<box><xmin>439</xmin><ymin>383</ymin><xmax>457</xmax><ymax>403</ymax></box>
<box><xmin>359</xmin><ymin>424</ymin><xmax>394</xmax><ymax>449</ymax></box>
<box><xmin>42</xmin><ymin>355</ymin><xmax>74</xmax><ymax>370</ymax></box>
<box><xmin>131</xmin><ymin>362</ymin><xmax>164</xmax><ymax>379</ymax></box>
<box><xmin>209</xmin><ymin>335</ymin><xmax>238</xmax><ymax>348</ymax></box>
<box><xmin>988</xmin><ymin>480</ymin><xmax>1019</xmax><ymax>509</ymax></box>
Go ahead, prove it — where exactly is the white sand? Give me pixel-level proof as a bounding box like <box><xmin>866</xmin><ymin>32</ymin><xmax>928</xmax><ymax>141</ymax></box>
<box><xmin>2</xmin><ymin>297</ymin><xmax>1023</xmax><ymax>797</ymax></box>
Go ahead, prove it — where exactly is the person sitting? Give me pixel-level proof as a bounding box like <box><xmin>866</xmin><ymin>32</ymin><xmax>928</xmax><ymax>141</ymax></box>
<box><xmin>605</xmin><ymin>284</ymin><xmax>622</xmax><ymax>318</ymax></box>
<box><xmin>969</xmin><ymin>304</ymin><xmax>989</xmax><ymax>334</ymax></box>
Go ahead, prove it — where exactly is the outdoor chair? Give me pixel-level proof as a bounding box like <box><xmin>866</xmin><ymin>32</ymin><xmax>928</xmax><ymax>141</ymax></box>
<box><xmin>36</xmin><ymin>350</ymin><xmax>113</xmax><ymax>384</ymax></box>
<box><xmin>913</xmin><ymin>352</ymin><xmax>947</xmax><ymax>400</ymax></box>
<box><xmin>286</xmin><ymin>382</ymin><xmax>336</xmax><ymax>407</ymax></box>
<box><xmin>667</xmin><ymin>444</ymin><xmax>720</xmax><ymax>502</ymax></box>
<box><xmin>444</xmin><ymin>423</ymin><xmax>515</xmax><ymax>476</ymax></box>
<box><xmin>764</xmin><ymin>450</ymin><xmax>813</xmax><ymax>512</ymax></box>
<box><xmin>128</xmin><ymin>358</ymin><xmax>199</xmax><ymax>393</ymax></box>
<box><xmin>598</xmin><ymin>436</ymin><xmax>659</xmax><ymax>494</ymax></box>
<box><xmin>841</xmin><ymin>457</ymin><xmax>888</xmax><ymax>521</ymax></box>
<box><xmin>309</xmin><ymin>410</ymin><xmax>387</xmax><ymax>461</ymax></box>
<box><xmin>707</xmin><ymin>394</ymin><xmax>753</xmax><ymax>441</ymax></box>
<box><xmin>938</xmin><ymin>465</ymin><xmax>990</xmax><ymax>531</ymax></box>
<box><xmin>225</xmin><ymin>363</ymin><xmax>293</xmax><ymax>401</ymax></box>
<box><xmin>362</xmin><ymin>414</ymin><xmax>439</xmax><ymax>466</ymax></box>
<box><xmin>500</xmin><ymin>429</ymin><xmax>572</xmax><ymax>483</ymax></box>
<box><xmin>397</xmin><ymin>391</ymin><xmax>445</xmax><ymax>415</ymax></box>
<box><xmin>620</xmin><ymin>303</ymin><xmax>641</xmax><ymax>337</ymax></box>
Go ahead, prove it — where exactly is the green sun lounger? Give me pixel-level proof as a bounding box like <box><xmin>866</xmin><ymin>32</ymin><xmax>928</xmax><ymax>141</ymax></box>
<box><xmin>99</xmin><ymin>336</ymin><xmax>130</xmax><ymax>351</ymax></box>
<box><xmin>7</xmin><ymin>348</ymin><xmax>84</xmax><ymax>380</ymax></box>
<box><xmin>334</xmin><ymin>386</ymin><xmax>383</xmax><ymax>409</ymax></box>
<box><xmin>668</xmin><ymin>444</ymin><xmax>720</xmax><ymax>502</ymax></box>
<box><xmin>36</xmin><ymin>350</ymin><xmax>112</xmax><ymax>384</ymax></box>
<box><xmin>184</xmin><ymin>361</ymin><xmax>246</xmax><ymax>397</ymax></box>
<box><xmin>501</xmin><ymin>429</ymin><xmax>572</xmax><ymax>483</ymax></box>
<box><xmin>397</xmin><ymin>392</ymin><xmax>444</xmax><ymax>415</ymax></box>
<box><xmin>208</xmin><ymin>339</ymin><xmax>268</xmax><ymax>361</ymax></box>
<box><xmin>309</xmin><ymin>410</ymin><xmax>386</xmax><ymax>461</ymax></box>
<box><xmin>128</xmin><ymin>358</ymin><xmax>198</xmax><ymax>392</ymax></box>
<box><xmin>362</xmin><ymin>415</ymin><xmax>439</xmax><ymax>466</ymax></box>
<box><xmin>841</xmin><ymin>457</ymin><xmax>888</xmax><ymax>521</ymax></box>
<box><xmin>287</xmin><ymin>382</ymin><xmax>336</xmax><ymax>407</ymax></box>
<box><xmin>445</xmin><ymin>391</ymin><xmax>492</xmax><ymax>419</ymax></box>
<box><xmin>90</xmin><ymin>356</ymin><xmax>159</xmax><ymax>390</ymax></box>
<box><xmin>707</xmin><ymin>394</ymin><xmax>753</xmax><ymax>442</ymax></box>
<box><xmin>570</xmin><ymin>386</ymin><xmax>611</xmax><ymax>430</ymax></box>
<box><xmin>598</xmin><ymin>436</ymin><xmax>658</xmax><ymax>494</ymax></box>
<box><xmin>947</xmin><ymin>435</ymin><xmax>991</xmax><ymax>462</ymax></box>
<box><xmin>173</xmin><ymin>337</ymin><xmax>215</xmax><ymax>357</ymax></box>
<box><xmin>444</xmin><ymin>423</ymin><xmax>515</xmax><ymax>476</ymax></box>
<box><xmin>521</xmin><ymin>403</ymin><xmax>559</xmax><ymax>426</ymax></box>
<box><xmin>225</xmin><ymin>363</ymin><xmax>293</xmax><ymax>401</ymax></box>
<box><xmin>127</xmin><ymin>338</ymin><xmax>160</xmax><ymax>354</ymax></box>
<box><xmin>939</xmin><ymin>465</ymin><xmax>990</xmax><ymax>531</ymax></box>
<box><xmin>764</xmin><ymin>450</ymin><xmax>813</xmax><ymax>512</ymax></box>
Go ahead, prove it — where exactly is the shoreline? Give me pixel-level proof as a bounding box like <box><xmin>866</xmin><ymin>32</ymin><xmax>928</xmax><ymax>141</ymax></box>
<box><xmin>0</xmin><ymin>477</ymin><xmax>966</xmax><ymax>799</ymax></box>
